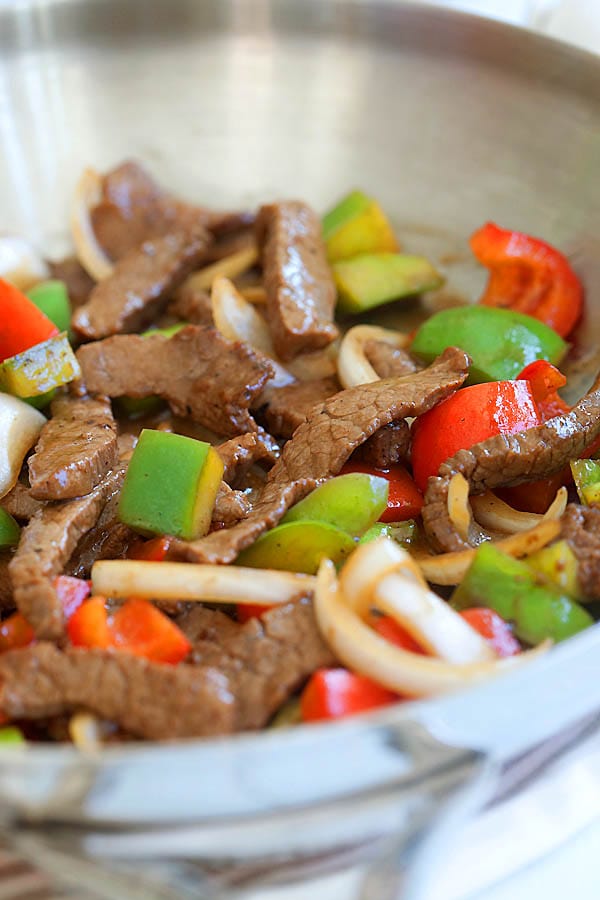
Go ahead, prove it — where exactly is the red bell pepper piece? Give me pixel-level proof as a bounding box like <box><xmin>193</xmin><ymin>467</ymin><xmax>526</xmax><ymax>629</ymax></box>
<box><xmin>341</xmin><ymin>462</ymin><xmax>423</xmax><ymax>522</ymax></box>
<box><xmin>0</xmin><ymin>278</ymin><xmax>59</xmax><ymax>363</ymax></box>
<box><xmin>236</xmin><ymin>603</ymin><xmax>271</xmax><ymax>623</ymax></box>
<box><xmin>411</xmin><ymin>380</ymin><xmax>541</xmax><ymax>493</ymax></box>
<box><xmin>0</xmin><ymin>612</ymin><xmax>34</xmax><ymax>653</ymax></box>
<box><xmin>53</xmin><ymin>575</ymin><xmax>91</xmax><ymax>619</ymax></box>
<box><xmin>470</xmin><ymin>222</ymin><xmax>583</xmax><ymax>338</ymax></box>
<box><xmin>459</xmin><ymin>608</ymin><xmax>521</xmax><ymax>658</ymax></box>
<box><xmin>517</xmin><ymin>360</ymin><xmax>570</xmax><ymax>421</ymax></box>
<box><xmin>497</xmin><ymin>469</ymin><xmax>571</xmax><ymax>515</ymax></box>
<box><xmin>128</xmin><ymin>536</ymin><xmax>173</xmax><ymax>562</ymax></box>
<box><xmin>371</xmin><ymin>615</ymin><xmax>427</xmax><ymax>654</ymax></box>
<box><xmin>300</xmin><ymin>668</ymin><xmax>398</xmax><ymax>722</ymax></box>
<box><xmin>110</xmin><ymin>598</ymin><xmax>191</xmax><ymax>664</ymax></box>
<box><xmin>67</xmin><ymin>596</ymin><xmax>113</xmax><ymax>649</ymax></box>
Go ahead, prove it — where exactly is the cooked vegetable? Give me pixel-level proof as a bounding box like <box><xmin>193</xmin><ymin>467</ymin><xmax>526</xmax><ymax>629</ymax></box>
<box><xmin>0</xmin><ymin>726</ymin><xmax>25</xmax><ymax>745</ymax></box>
<box><xmin>92</xmin><ymin>560</ymin><xmax>315</xmax><ymax>606</ymax></box>
<box><xmin>370</xmin><ymin>615</ymin><xmax>426</xmax><ymax>653</ymax></box>
<box><xmin>571</xmin><ymin>459</ymin><xmax>600</xmax><ymax>506</ymax></box>
<box><xmin>333</xmin><ymin>253</ymin><xmax>443</xmax><ymax>314</ymax></box>
<box><xmin>0</xmin><ymin>235</ymin><xmax>49</xmax><ymax>290</ymax></box>
<box><xmin>322</xmin><ymin>190</ymin><xmax>398</xmax><ymax>261</ymax></box>
<box><xmin>0</xmin><ymin>509</ymin><xmax>20</xmax><ymax>548</ymax></box>
<box><xmin>0</xmin><ymin>612</ymin><xmax>34</xmax><ymax>652</ymax></box>
<box><xmin>411</xmin><ymin>306</ymin><xmax>567</xmax><ymax>384</ymax></box>
<box><xmin>0</xmin><ymin>278</ymin><xmax>58</xmax><ymax>363</ymax></box>
<box><xmin>27</xmin><ymin>280</ymin><xmax>72</xmax><ymax>334</ymax></box>
<box><xmin>471</xmin><ymin>222</ymin><xmax>583</xmax><ymax>338</ymax></box>
<box><xmin>470</xmin><ymin>487</ymin><xmax>568</xmax><ymax>534</ymax></box>
<box><xmin>180</xmin><ymin>246</ymin><xmax>258</xmax><ymax>294</ymax></box>
<box><xmin>118</xmin><ymin>429</ymin><xmax>224</xmax><ymax>540</ymax></box>
<box><xmin>451</xmin><ymin>542</ymin><xmax>593</xmax><ymax>644</ymax></box>
<box><xmin>237</xmin><ymin>521</ymin><xmax>355</xmax><ymax>574</ymax></box>
<box><xmin>360</xmin><ymin>520</ymin><xmax>417</xmax><ymax>545</ymax></box>
<box><xmin>411</xmin><ymin>380</ymin><xmax>541</xmax><ymax>492</ymax></box>
<box><xmin>524</xmin><ymin>539</ymin><xmax>580</xmax><ymax>600</ymax></box>
<box><xmin>458</xmin><ymin>608</ymin><xmax>520</xmax><ymax>657</ymax></box>
<box><xmin>0</xmin><ymin>333</ymin><xmax>81</xmax><ymax>398</ymax></box>
<box><xmin>54</xmin><ymin>575</ymin><xmax>92</xmax><ymax>618</ymax></box>
<box><xmin>517</xmin><ymin>359</ymin><xmax>570</xmax><ymax>420</ymax></box>
<box><xmin>0</xmin><ymin>392</ymin><xmax>46</xmax><ymax>498</ymax></box>
<box><xmin>71</xmin><ymin>167</ymin><xmax>114</xmax><ymax>281</ymax></box>
<box><xmin>341</xmin><ymin>462</ymin><xmax>423</xmax><ymax>522</ymax></box>
<box><xmin>337</xmin><ymin>324</ymin><xmax>410</xmax><ymax>389</ymax></box>
<box><xmin>300</xmin><ymin>668</ymin><xmax>397</xmax><ymax>722</ymax></box>
<box><xmin>282</xmin><ymin>473</ymin><xmax>389</xmax><ymax>537</ymax></box>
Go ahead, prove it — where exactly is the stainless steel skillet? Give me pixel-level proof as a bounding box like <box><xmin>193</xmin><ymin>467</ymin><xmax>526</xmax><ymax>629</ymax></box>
<box><xmin>0</xmin><ymin>0</ymin><xmax>599</xmax><ymax>896</ymax></box>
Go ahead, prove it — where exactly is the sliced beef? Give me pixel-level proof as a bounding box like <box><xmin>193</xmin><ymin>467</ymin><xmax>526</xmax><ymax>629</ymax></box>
<box><xmin>66</xmin><ymin>474</ymin><xmax>134</xmax><ymax>579</ymax></box>
<box><xmin>422</xmin><ymin>372</ymin><xmax>600</xmax><ymax>553</ymax></box>
<box><xmin>167</xmin><ymin>285</ymin><xmax>213</xmax><ymax>326</ymax></box>
<box><xmin>28</xmin><ymin>395</ymin><xmax>118</xmax><ymax>501</ymax></box>
<box><xmin>216</xmin><ymin>432</ymin><xmax>279</xmax><ymax>485</ymax></box>
<box><xmin>9</xmin><ymin>466</ymin><xmax>126</xmax><ymax>640</ymax></box>
<box><xmin>258</xmin><ymin>377</ymin><xmax>340</xmax><ymax>439</ymax></box>
<box><xmin>174</xmin><ymin>347</ymin><xmax>470</xmax><ymax>563</ymax></box>
<box><xmin>212</xmin><ymin>483</ymin><xmax>251</xmax><ymax>528</ymax></box>
<box><xmin>357</xmin><ymin>420</ymin><xmax>411</xmax><ymax>468</ymax></box>
<box><xmin>256</xmin><ymin>201</ymin><xmax>338</xmax><ymax>360</ymax></box>
<box><xmin>201</xmin><ymin>226</ymin><xmax>256</xmax><ymax>265</ymax></box>
<box><xmin>0</xmin><ymin>557</ymin><xmax>13</xmax><ymax>611</ymax></box>
<box><xmin>0</xmin><ymin>643</ymin><xmax>234</xmax><ymax>740</ymax></box>
<box><xmin>72</xmin><ymin>229</ymin><xmax>211</xmax><ymax>340</ymax></box>
<box><xmin>48</xmin><ymin>257</ymin><xmax>96</xmax><ymax>309</ymax></box>
<box><xmin>561</xmin><ymin>504</ymin><xmax>600</xmax><ymax>600</ymax></box>
<box><xmin>364</xmin><ymin>340</ymin><xmax>421</xmax><ymax>379</ymax></box>
<box><xmin>77</xmin><ymin>326</ymin><xmax>274</xmax><ymax>436</ymax></box>
<box><xmin>1</xmin><ymin>483</ymin><xmax>44</xmax><ymax>521</ymax></box>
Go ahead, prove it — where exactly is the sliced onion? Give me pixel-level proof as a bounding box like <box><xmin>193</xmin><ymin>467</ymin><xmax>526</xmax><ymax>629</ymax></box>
<box><xmin>240</xmin><ymin>286</ymin><xmax>267</xmax><ymax>304</ymax></box>
<box><xmin>286</xmin><ymin>343</ymin><xmax>340</xmax><ymax>381</ymax></box>
<box><xmin>471</xmin><ymin>487</ymin><xmax>568</xmax><ymax>534</ymax></box>
<box><xmin>314</xmin><ymin>558</ymin><xmax>543</xmax><ymax>698</ymax></box>
<box><xmin>0</xmin><ymin>235</ymin><xmax>49</xmax><ymax>290</ymax></box>
<box><xmin>71</xmin><ymin>168</ymin><xmax>114</xmax><ymax>281</ymax></box>
<box><xmin>447</xmin><ymin>472</ymin><xmax>475</xmax><ymax>543</ymax></box>
<box><xmin>68</xmin><ymin>712</ymin><xmax>102</xmax><ymax>751</ymax></box>
<box><xmin>91</xmin><ymin>560</ymin><xmax>314</xmax><ymax>605</ymax></box>
<box><xmin>339</xmin><ymin>537</ymin><xmax>424</xmax><ymax>616</ymax></box>
<box><xmin>0</xmin><ymin>394</ymin><xmax>46</xmax><ymax>499</ymax></box>
<box><xmin>337</xmin><ymin>325</ymin><xmax>410</xmax><ymax>389</ymax></box>
<box><xmin>211</xmin><ymin>276</ymin><xmax>295</xmax><ymax>388</ymax></box>
<box><xmin>413</xmin><ymin>518</ymin><xmax>562</xmax><ymax>586</ymax></box>
<box><xmin>181</xmin><ymin>246</ymin><xmax>258</xmax><ymax>294</ymax></box>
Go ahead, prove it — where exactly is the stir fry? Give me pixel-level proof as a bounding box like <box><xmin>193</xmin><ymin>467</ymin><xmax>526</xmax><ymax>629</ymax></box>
<box><xmin>0</xmin><ymin>160</ymin><xmax>596</xmax><ymax>746</ymax></box>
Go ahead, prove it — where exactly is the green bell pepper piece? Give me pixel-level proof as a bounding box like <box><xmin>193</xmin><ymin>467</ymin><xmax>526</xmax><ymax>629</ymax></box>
<box><xmin>118</xmin><ymin>429</ymin><xmax>224</xmax><ymax>540</ymax></box>
<box><xmin>27</xmin><ymin>280</ymin><xmax>71</xmax><ymax>334</ymax></box>
<box><xmin>360</xmin><ymin>519</ymin><xmax>417</xmax><ymax>545</ymax></box>
<box><xmin>411</xmin><ymin>306</ymin><xmax>567</xmax><ymax>385</ymax></box>
<box><xmin>525</xmin><ymin>539</ymin><xmax>581</xmax><ymax>599</ymax></box>
<box><xmin>237</xmin><ymin>521</ymin><xmax>355</xmax><ymax>574</ymax></box>
<box><xmin>0</xmin><ymin>726</ymin><xmax>25</xmax><ymax>745</ymax></box>
<box><xmin>141</xmin><ymin>322</ymin><xmax>188</xmax><ymax>339</ymax></box>
<box><xmin>322</xmin><ymin>190</ymin><xmax>398</xmax><ymax>261</ymax></box>
<box><xmin>22</xmin><ymin>387</ymin><xmax>57</xmax><ymax>410</ymax></box>
<box><xmin>0</xmin><ymin>509</ymin><xmax>20</xmax><ymax>549</ymax></box>
<box><xmin>452</xmin><ymin>541</ymin><xmax>593</xmax><ymax>644</ymax></box>
<box><xmin>281</xmin><ymin>473</ymin><xmax>388</xmax><ymax>537</ymax></box>
<box><xmin>570</xmin><ymin>459</ymin><xmax>600</xmax><ymax>506</ymax></box>
<box><xmin>333</xmin><ymin>253</ymin><xmax>443</xmax><ymax>314</ymax></box>
<box><xmin>0</xmin><ymin>332</ymin><xmax>81</xmax><ymax>398</ymax></box>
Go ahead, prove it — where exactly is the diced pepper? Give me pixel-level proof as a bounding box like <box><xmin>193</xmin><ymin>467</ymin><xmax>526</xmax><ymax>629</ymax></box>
<box><xmin>0</xmin><ymin>612</ymin><xmax>35</xmax><ymax>652</ymax></box>
<box><xmin>340</xmin><ymin>462</ymin><xmax>423</xmax><ymax>522</ymax></box>
<box><xmin>371</xmin><ymin>615</ymin><xmax>427</xmax><ymax>654</ymax></box>
<box><xmin>128</xmin><ymin>536</ymin><xmax>173</xmax><ymax>562</ymax></box>
<box><xmin>571</xmin><ymin>459</ymin><xmax>600</xmax><ymax>506</ymax></box>
<box><xmin>300</xmin><ymin>668</ymin><xmax>398</xmax><ymax>722</ymax></box>
<box><xmin>118</xmin><ymin>429</ymin><xmax>224</xmax><ymax>541</ymax></box>
<box><xmin>141</xmin><ymin>322</ymin><xmax>188</xmax><ymax>339</ymax></box>
<box><xmin>498</xmin><ymin>469</ymin><xmax>571</xmax><ymax>515</ymax></box>
<box><xmin>281</xmin><ymin>473</ymin><xmax>389</xmax><ymax>537</ymax></box>
<box><xmin>67</xmin><ymin>596</ymin><xmax>112</xmax><ymax>649</ymax></box>
<box><xmin>470</xmin><ymin>222</ymin><xmax>583</xmax><ymax>338</ymax></box>
<box><xmin>525</xmin><ymin>540</ymin><xmax>581</xmax><ymax>600</ymax></box>
<box><xmin>410</xmin><ymin>306</ymin><xmax>567</xmax><ymax>385</ymax></box>
<box><xmin>236</xmin><ymin>603</ymin><xmax>271</xmax><ymax>623</ymax></box>
<box><xmin>0</xmin><ymin>278</ymin><xmax>58</xmax><ymax>362</ymax></box>
<box><xmin>333</xmin><ymin>253</ymin><xmax>443</xmax><ymax>314</ymax></box>
<box><xmin>451</xmin><ymin>542</ymin><xmax>593</xmax><ymax>644</ymax></box>
<box><xmin>0</xmin><ymin>726</ymin><xmax>25</xmax><ymax>745</ymax></box>
<box><xmin>236</xmin><ymin>521</ymin><xmax>355</xmax><ymax>575</ymax></box>
<box><xmin>0</xmin><ymin>509</ymin><xmax>20</xmax><ymax>549</ymax></box>
<box><xmin>0</xmin><ymin>332</ymin><xmax>81</xmax><ymax>398</ymax></box>
<box><xmin>114</xmin><ymin>396</ymin><xmax>166</xmax><ymax>418</ymax></box>
<box><xmin>458</xmin><ymin>608</ymin><xmax>521</xmax><ymax>657</ymax></box>
<box><xmin>110</xmin><ymin>598</ymin><xmax>191</xmax><ymax>665</ymax></box>
<box><xmin>27</xmin><ymin>280</ymin><xmax>72</xmax><ymax>334</ymax></box>
<box><xmin>0</xmin><ymin>392</ymin><xmax>46</xmax><ymax>498</ymax></box>
<box><xmin>517</xmin><ymin>359</ymin><xmax>570</xmax><ymax>421</ymax></box>
<box><xmin>53</xmin><ymin>575</ymin><xmax>91</xmax><ymax>619</ymax></box>
<box><xmin>411</xmin><ymin>380</ymin><xmax>541</xmax><ymax>493</ymax></box>
<box><xmin>322</xmin><ymin>190</ymin><xmax>399</xmax><ymax>261</ymax></box>
<box><xmin>23</xmin><ymin>388</ymin><xmax>57</xmax><ymax>411</ymax></box>
<box><xmin>360</xmin><ymin>519</ymin><xmax>417</xmax><ymax>545</ymax></box>
<box><xmin>269</xmin><ymin>698</ymin><xmax>302</xmax><ymax>728</ymax></box>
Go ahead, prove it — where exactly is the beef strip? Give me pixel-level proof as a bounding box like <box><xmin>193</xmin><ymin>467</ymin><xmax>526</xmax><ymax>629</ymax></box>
<box><xmin>66</xmin><ymin>475</ymin><xmax>134</xmax><ymax>579</ymax></box>
<box><xmin>90</xmin><ymin>160</ymin><xmax>239</xmax><ymax>261</ymax></box>
<box><xmin>257</xmin><ymin>377</ymin><xmax>340</xmax><ymax>439</ymax></box>
<box><xmin>422</xmin><ymin>371</ymin><xmax>600</xmax><ymax>553</ymax></box>
<box><xmin>364</xmin><ymin>340</ymin><xmax>421</xmax><ymax>379</ymax></box>
<box><xmin>9</xmin><ymin>465</ymin><xmax>126</xmax><ymax>640</ymax></box>
<box><xmin>167</xmin><ymin>286</ymin><xmax>213</xmax><ymax>326</ymax></box>
<box><xmin>72</xmin><ymin>229</ymin><xmax>211</xmax><ymax>340</ymax></box>
<box><xmin>256</xmin><ymin>201</ymin><xmax>338</xmax><ymax>360</ymax></box>
<box><xmin>356</xmin><ymin>420</ymin><xmax>411</xmax><ymax>468</ymax></box>
<box><xmin>212</xmin><ymin>483</ymin><xmax>251</xmax><ymax>528</ymax></box>
<box><xmin>0</xmin><ymin>643</ymin><xmax>234</xmax><ymax>740</ymax></box>
<box><xmin>48</xmin><ymin>257</ymin><xmax>96</xmax><ymax>309</ymax></box>
<box><xmin>216</xmin><ymin>432</ymin><xmax>279</xmax><ymax>485</ymax></box>
<box><xmin>0</xmin><ymin>557</ymin><xmax>13</xmax><ymax>611</ymax></box>
<box><xmin>561</xmin><ymin>504</ymin><xmax>600</xmax><ymax>600</ymax></box>
<box><xmin>28</xmin><ymin>395</ymin><xmax>118</xmax><ymax>501</ymax></box>
<box><xmin>77</xmin><ymin>325</ymin><xmax>274</xmax><ymax>436</ymax></box>
<box><xmin>174</xmin><ymin>347</ymin><xmax>470</xmax><ymax>563</ymax></box>
<box><xmin>1</xmin><ymin>483</ymin><xmax>44</xmax><ymax>521</ymax></box>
